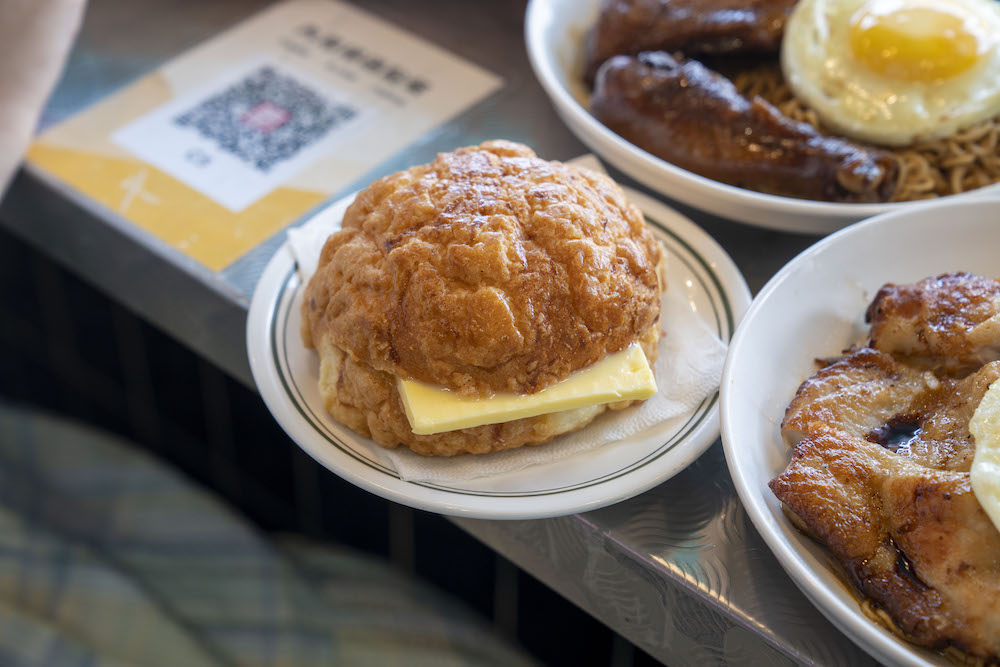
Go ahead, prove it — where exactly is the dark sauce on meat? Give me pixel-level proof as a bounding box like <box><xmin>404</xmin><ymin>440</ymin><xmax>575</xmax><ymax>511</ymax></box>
<box><xmin>867</xmin><ymin>416</ymin><xmax>921</xmax><ymax>453</ymax></box>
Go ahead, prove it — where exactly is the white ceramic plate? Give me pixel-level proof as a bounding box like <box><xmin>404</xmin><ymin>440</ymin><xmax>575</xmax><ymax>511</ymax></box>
<box><xmin>247</xmin><ymin>186</ymin><xmax>750</xmax><ymax>520</ymax></box>
<box><xmin>524</xmin><ymin>0</ymin><xmax>1000</xmax><ymax>234</ymax></box>
<box><xmin>721</xmin><ymin>198</ymin><xmax>1000</xmax><ymax>665</ymax></box>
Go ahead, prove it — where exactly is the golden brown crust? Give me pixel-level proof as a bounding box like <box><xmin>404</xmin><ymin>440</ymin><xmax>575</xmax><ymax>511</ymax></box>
<box><xmin>771</xmin><ymin>425</ymin><xmax>1000</xmax><ymax>659</ymax></box>
<box><xmin>866</xmin><ymin>272</ymin><xmax>1000</xmax><ymax>375</ymax></box>
<box><xmin>301</xmin><ymin>140</ymin><xmax>664</xmax><ymax>397</ymax></box>
<box><xmin>315</xmin><ymin>324</ymin><xmax>660</xmax><ymax>456</ymax></box>
<box><xmin>772</xmin><ymin>274</ymin><xmax>1000</xmax><ymax>662</ymax></box>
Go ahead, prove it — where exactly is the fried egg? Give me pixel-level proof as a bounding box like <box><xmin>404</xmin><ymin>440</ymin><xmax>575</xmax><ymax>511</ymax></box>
<box><xmin>782</xmin><ymin>0</ymin><xmax>1000</xmax><ymax>146</ymax></box>
<box><xmin>970</xmin><ymin>377</ymin><xmax>1000</xmax><ymax>534</ymax></box>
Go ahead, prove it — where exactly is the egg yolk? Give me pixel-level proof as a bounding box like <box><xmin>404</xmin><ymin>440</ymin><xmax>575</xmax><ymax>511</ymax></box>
<box><xmin>849</xmin><ymin>1</ymin><xmax>985</xmax><ymax>82</ymax></box>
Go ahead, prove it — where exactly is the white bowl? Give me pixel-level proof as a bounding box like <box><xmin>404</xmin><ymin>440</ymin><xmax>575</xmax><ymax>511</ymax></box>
<box><xmin>524</xmin><ymin>0</ymin><xmax>1000</xmax><ymax>234</ymax></box>
<box><xmin>720</xmin><ymin>197</ymin><xmax>1000</xmax><ymax>665</ymax></box>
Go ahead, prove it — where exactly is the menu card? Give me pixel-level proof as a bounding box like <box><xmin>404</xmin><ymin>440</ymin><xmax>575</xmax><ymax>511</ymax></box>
<box><xmin>28</xmin><ymin>0</ymin><xmax>502</xmax><ymax>271</ymax></box>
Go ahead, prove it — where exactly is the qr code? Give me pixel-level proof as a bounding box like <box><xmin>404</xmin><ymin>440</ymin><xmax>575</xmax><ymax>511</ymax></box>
<box><xmin>174</xmin><ymin>66</ymin><xmax>355</xmax><ymax>172</ymax></box>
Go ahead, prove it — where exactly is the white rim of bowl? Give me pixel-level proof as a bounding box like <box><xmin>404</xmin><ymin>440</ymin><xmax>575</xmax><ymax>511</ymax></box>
<box><xmin>523</xmin><ymin>0</ymin><xmax>1000</xmax><ymax>223</ymax></box>
<box><xmin>720</xmin><ymin>196</ymin><xmax>1000</xmax><ymax>666</ymax></box>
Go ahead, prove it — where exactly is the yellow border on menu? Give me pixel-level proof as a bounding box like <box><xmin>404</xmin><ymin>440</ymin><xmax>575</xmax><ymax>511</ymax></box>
<box><xmin>28</xmin><ymin>143</ymin><xmax>324</xmax><ymax>272</ymax></box>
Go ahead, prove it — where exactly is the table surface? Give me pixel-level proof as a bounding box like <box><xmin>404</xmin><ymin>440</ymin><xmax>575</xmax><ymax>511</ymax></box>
<box><xmin>2</xmin><ymin>1</ymin><xmax>879</xmax><ymax>664</ymax></box>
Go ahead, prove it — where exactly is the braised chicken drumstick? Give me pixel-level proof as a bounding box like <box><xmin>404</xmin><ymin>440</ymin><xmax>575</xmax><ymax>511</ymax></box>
<box><xmin>590</xmin><ymin>52</ymin><xmax>898</xmax><ymax>202</ymax></box>
<box><xmin>584</xmin><ymin>0</ymin><xmax>798</xmax><ymax>82</ymax></box>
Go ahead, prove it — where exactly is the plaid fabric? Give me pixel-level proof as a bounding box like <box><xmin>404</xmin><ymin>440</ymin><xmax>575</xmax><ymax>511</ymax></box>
<box><xmin>0</xmin><ymin>402</ymin><xmax>535</xmax><ymax>667</ymax></box>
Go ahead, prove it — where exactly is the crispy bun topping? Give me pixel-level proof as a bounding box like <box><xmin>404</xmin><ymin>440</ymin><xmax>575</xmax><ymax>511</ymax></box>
<box><xmin>302</xmin><ymin>141</ymin><xmax>664</xmax><ymax>396</ymax></box>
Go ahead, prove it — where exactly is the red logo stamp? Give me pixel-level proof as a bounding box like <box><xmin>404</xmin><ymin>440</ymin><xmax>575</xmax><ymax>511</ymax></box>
<box><xmin>240</xmin><ymin>101</ymin><xmax>291</xmax><ymax>133</ymax></box>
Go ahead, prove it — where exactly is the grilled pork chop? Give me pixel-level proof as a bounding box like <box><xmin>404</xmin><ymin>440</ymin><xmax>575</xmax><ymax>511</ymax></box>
<box><xmin>867</xmin><ymin>273</ymin><xmax>1000</xmax><ymax>376</ymax></box>
<box><xmin>771</xmin><ymin>424</ymin><xmax>1000</xmax><ymax>658</ymax></box>
<box><xmin>781</xmin><ymin>348</ymin><xmax>945</xmax><ymax>448</ymax></box>
<box><xmin>907</xmin><ymin>362</ymin><xmax>1000</xmax><ymax>472</ymax></box>
<box><xmin>773</xmin><ymin>274</ymin><xmax>1000</xmax><ymax>662</ymax></box>
<box><xmin>783</xmin><ymin>350</ymin><xmax>1000</xmax><ymax>472</ymax></box>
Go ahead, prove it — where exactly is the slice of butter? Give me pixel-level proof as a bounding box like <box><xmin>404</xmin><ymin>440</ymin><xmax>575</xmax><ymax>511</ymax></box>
<box><xmin>397</xmin><ymin>343</ymin><xmax>657</xmax><ymax>435</ymax></box>
<box><xmin>971</xmin><ymin>381</ymin><xmax>1000</xmax><ymax>533</ymax></box>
